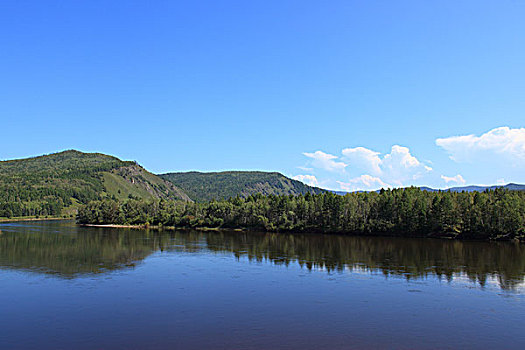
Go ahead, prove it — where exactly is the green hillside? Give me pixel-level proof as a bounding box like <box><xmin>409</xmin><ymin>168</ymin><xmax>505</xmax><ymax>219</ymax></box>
<box><xmin>0</xmin><ymin>150</ymin><xmax>190</xmax><ymax>218</ymax></box>
<box><xmin>160</xmin><ymin>171</ymin><xmax>325</xmax><ymax>202</ymax></box>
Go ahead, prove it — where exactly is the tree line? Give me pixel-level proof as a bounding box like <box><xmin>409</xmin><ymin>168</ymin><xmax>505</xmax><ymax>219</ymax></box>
<box><xmin>77</xmin><ymin>187</ymin><xmax>525</xmax><ymax>241</ymax></box>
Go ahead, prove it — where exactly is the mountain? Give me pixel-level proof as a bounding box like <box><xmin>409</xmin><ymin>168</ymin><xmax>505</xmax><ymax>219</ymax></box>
<box><xmin>160</xmin><ymin>171</ymin><xmax>325</xmax><ymax>202</ymax></box>
<box><xmin>446</xmin><ymin>183</ymin><xmax>525</xmax><ymax>192</ymax></box>
<box><xmin>332</xmin><ymin>183</ymin><xmax>525</xmax><ymax>194</ymax></box>
<box><xmin>413</xmin><ymin>184</ymin><xmax>525</xmax><ymax>192</ymax></box>
<box><xmin>2</xmin><ymin>149</ymin><xmax>522</xmax><ymax>218</ymax></box>
<box><xmin>0</xmin><ymin>150</ymin><xmax>190</xmax><ymax>218</ymax></box>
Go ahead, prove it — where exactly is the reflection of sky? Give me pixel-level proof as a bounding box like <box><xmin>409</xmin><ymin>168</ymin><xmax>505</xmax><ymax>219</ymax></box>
<box><xmin>0</xmin><ymin>222</ymin><xmax>64</xmax><ymax>233</ymax></box>
<box><xmin>2</xmin><ymin>221</ymin><xmax>525</xmax><ymax>293</ymax></box>
<box><xmin>247</xmin><ymin>259</ymin><xmax>525</xmax><ymax>294</ymax></box>
<box><xmin>342</xmin><ymin>265</ymin><xmax>525</xmax><ymax>294</ymax></box>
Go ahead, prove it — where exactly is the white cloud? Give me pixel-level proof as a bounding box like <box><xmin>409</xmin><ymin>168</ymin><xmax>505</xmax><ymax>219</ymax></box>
<box><xmin>436</xmin><ymin>126</ymin><xmax>525</xmax><ymax>162</ymax></box>
<box><xmin>341</xmin><ymin>147</ymin><xmax>381</xmax><ymax>175</ymax></box>
<box><xmin>337</xmin><ymin>175</ymin><xmax>391</xmax><ymax>192</ymax></box>
<box><xmin>381</xmin><ymin>145</ymin><xmax>429</xmax><ymax>185</ymax></box>
<box><xmin>382</xmin><ymin>145</ymin><xmax>421</xmax><ymax>169</ymax></box>
<box><xmin>293</xmin><ymin>174</ymin><xmax>319</xmax><ymax>187</ymax></box>
<box><xmin>341</xmin><ymin>145</ymin><xmax>432</xmax><ymax>186</ymax></box>
<box><xmin>302</xmin><ymin>145</ymin><xmax>433</xmax><ymax>191</ymax></box>
<box><xmin>496</xmin><ymin>178</ymin><xmax>506</xmax><ymax>185</ymax></box>
<box><xmin>441</xmin><ymin>174</ymin><xmax>466</xmax><ymax>185</ymax></box>
<box><xmin>299</xmin><ymin>126</ymin><xmax>525</xmax><ymax>191</ymax></box>
<box><xmin>303</xmin><ymin>151</ymin><xmax>347</xmax><ymax>172</ymax></box>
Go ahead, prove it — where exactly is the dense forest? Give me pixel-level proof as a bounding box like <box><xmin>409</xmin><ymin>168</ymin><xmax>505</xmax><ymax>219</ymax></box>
<box><xmin>0</xmin><ymin>150</ymin><xmax>189</xmax><ymax>218</ymax></box>
<box><xmin>77</xmin><ymin>188</ymin><xmax>525</xmax><ymax>241</ymax></box>
<box><xmin>160</xmin><ymin>171</ymin><xmax>325</xmax><ymax>201</ymax></box>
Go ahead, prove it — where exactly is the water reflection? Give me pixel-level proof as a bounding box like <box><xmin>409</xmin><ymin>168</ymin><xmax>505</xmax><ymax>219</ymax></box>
<box><xmin>1</xmin><ymin>221</ymin><xmax>524</xmax><ymax>290</ymax></box>
<box><xmin>206</xmin><ymin>231</ymin><xmax>525</xmax><ymax>291</ymax></box>
<box><xmin>0</xmin><ymin>222</ymin><xmax>159</xmax><ymax>277</ymax></box>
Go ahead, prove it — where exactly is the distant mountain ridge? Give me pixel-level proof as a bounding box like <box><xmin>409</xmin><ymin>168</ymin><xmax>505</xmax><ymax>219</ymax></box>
<box><xmin>331</xmin><ymin>183</ymin><xmax>525</xmax><ymax>195</ymax></box>
<box><xmin>1</xmin><ymin>150</ymin><xmax>523</xmax><ymax>218</ymax></box>
<box><xmin>160</xmin><ymin>171</ymin><xmax>325</xmax><ymax>202</ymax></box>
<box><xmin>445</xmin><ymin>183</ymin><xmax>525</xmax><ymax>192</ymax></box>
<box><xmin>0</xmin><ymin>150</ymin><xmax>190</xmax><ymax>218</ymax></box>
<box><xmin>406</xmin><ymin>183</ymin><xmax>525</xmax><ymax>193</ymax></box>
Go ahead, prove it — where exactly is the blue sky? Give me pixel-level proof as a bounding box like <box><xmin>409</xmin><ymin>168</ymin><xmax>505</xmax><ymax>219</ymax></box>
<box><xmin>1</xmin><ymin>0</ymin><xmax>524</xmax><ymax>190</ymax></box>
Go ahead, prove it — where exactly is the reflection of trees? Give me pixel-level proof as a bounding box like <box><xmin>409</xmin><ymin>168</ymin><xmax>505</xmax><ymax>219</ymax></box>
<box><xmin>1</xmin><ymin>224</ymin><xmax>525</xmax><ymax>290</ymax></box>
<box><xmin>0</xmin><ymin>225</ymin><xmax>209</xmax><ymax>278</ymax></box>
<box><xmin>0</xmin><ymin>226</ymin><xmax>166</xmax><ymax>277</ymax></box>
<box><xmin>199</xmin><ymin>231</ymin><xmax>525</xmax><ymax>291</ymax></box>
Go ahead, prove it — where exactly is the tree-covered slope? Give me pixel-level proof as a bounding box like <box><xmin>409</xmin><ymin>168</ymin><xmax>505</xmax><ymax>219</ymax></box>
<box><xmin>77</xmin><ymin>188</ymin><xmax>525</xmax><ymax>242</ymax></box>
<box><xmin>0</xmin><ymin>150</ymin><xmax>190</xmax><ymax>218</ymax></box>
<box><xmin>160</xmin><ymin>171</ymin><xmax>325</xmax><ymax>202</ymax></box>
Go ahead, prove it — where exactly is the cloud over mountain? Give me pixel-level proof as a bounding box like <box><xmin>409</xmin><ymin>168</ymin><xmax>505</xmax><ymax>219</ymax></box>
<box><xmin>302</xmin><ymin>151</ymin><xmax>347</xmax><ymax>172</ymax></box>
<box><xmin>337</xmin><ymin>175</ymin><xmax>391</xmax><ymax>192</ymax></box>
<box><xmin>436</xmin><ymin>126</ymin><xmax>525</xmax><ymax>162</ymax></box>
<box><xmin>298</xmin><ymin>145</ymin><xmax>433</xmax><ymax>191</ymax></box>
<box><xmin>295</xmin><ymin>126</ymin><xmax>524</xmax><ymax>191</ymax></box>
<box><xmin>441</xmin><ymin>174</ymin><xmax>466</xmax><ymax>185</ymax></box>
<box><xmin>292</xmin><ymin>174</ymin><xmax>319</xmax><ymax>187</ymax></box>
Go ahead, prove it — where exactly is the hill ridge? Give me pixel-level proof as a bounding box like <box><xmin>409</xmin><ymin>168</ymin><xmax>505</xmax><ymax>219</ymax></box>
<box><xmin>160</xmin><ymin>170</ymin><xmax>325</xmax><ymax>202</ymax></box>
<box><xmin>0</xmin><ymin>150</ymin><xmax>190</xmax><ymax>218</ymax></box>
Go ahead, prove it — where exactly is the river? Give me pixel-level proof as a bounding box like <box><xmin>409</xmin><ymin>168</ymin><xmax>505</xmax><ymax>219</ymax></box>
<box><xmin>1</xmin><ymin>220</ymin><xmax>524</xmax><ymax>349</ymax></box>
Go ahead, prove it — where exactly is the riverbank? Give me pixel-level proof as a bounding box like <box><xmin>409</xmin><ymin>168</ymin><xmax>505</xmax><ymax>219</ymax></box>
<box><xmin>80</xmin><ymin>223</ymin><xmax>231</xmax><ymax>231</ymax></box>
<box><xmin>0</xmin><ymin>216</ymin><xmax>72</xmax><ymax>223</ymax></box>
<box><xmin>77</xmin><ymin>223</ymin><xmax>523</xmax><ymax>243</ymax></box>
<box><xmin>76</xmin><ymin>190</ymin><xmax>525</xmax><ymax>243</ymax></box>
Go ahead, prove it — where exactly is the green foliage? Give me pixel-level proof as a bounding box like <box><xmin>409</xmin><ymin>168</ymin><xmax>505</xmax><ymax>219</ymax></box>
<box><xmin>0</xmin><ymin>150</ymin><xmax>189</xmax><ymax>218</ymax></box>
<box><xmin>160</xmin><ymin>171</ymin><xmax>325</xmax><ymax>202</ymax></box>
<box><xmin>77</xmin><ymin>187</ymin><xmax>525</xmax><ymax>241</ymax></box>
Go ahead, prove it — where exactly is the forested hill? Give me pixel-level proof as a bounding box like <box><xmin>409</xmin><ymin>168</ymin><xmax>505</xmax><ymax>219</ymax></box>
<box><xmin>0</xmin><ymin>150</ymin><xmax>190</xmax><ymax>218</ymax></box>
<box><xmin>160</xmin><ymin>171</ymin><xmax>325</xmax><ymax>202</ymax></box>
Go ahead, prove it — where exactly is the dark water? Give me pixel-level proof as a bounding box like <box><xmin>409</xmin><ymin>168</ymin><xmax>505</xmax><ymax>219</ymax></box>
<box><xmin>1</xmin><ymin>221</ymin><xmax>524</xmax><ymax>349</ymax></box>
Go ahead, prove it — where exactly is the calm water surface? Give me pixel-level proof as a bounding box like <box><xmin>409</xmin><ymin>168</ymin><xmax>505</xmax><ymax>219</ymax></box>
<box><xmin>1</xmin><ymin>220</ymin><xmax>524</xmax><ymax>349</ymax></box>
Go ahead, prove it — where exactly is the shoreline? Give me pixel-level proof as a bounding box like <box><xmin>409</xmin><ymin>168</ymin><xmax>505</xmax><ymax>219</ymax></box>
<box><xmin>0</xmin><ymin>217</ymin><xmax>72</xmax><ymax>223</ymax></box>
<box><xmin>80</xmin><ymin>223</ymin><xmax>228</xmax><ymax>231</ymax></box>
<box><xmin>77</xmin><ymin>223</ymin><xmax>523</xmax><ymax>243</ymax></box>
